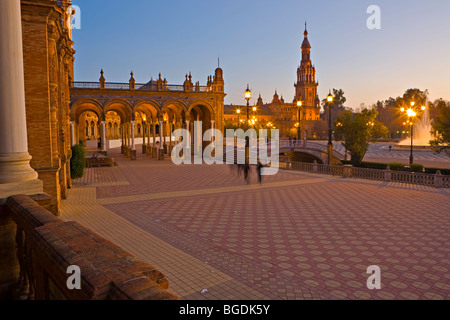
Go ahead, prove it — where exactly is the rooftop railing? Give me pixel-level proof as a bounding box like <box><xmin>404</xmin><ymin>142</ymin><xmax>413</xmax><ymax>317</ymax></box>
<box><xmin>72</xmin><ymin>82</ymin><xmax>210</xmax><ymax>92</ymax></box>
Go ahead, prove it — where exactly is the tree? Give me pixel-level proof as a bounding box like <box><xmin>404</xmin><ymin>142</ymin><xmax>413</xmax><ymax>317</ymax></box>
<box><xmin>322</xmin><ymin>88</ymin><xmax>347</xmax><ymax>109</ymax></box>
<box><xmin>396</xmin><ymin>88</ymin><xmax>428</xmax><ymax>109</ymax></box>
<box><xmin>430</xmin><ymin>104</ymin><xmax>450</xmax><ymax>156</ymax></box>
<box><xmin>335</xmin><ymin>108</ymin><xmax>378</xmax><ymax>165</ymax></box>
<box><xmin>371</xmin><ymin>120</ymin><xmax>389</xmax><ymax>141</ymax></box>
<box><xmin>322</xmin><ymin>88</ymin><xmax>347</xmax><ymax>123</ymax></box>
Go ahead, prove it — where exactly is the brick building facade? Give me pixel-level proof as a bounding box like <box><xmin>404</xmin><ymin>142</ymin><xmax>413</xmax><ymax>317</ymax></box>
<box><xmin>21</xmin><ymin>0</ymin><xmax>75</xmax><ymax>214</ymax></box>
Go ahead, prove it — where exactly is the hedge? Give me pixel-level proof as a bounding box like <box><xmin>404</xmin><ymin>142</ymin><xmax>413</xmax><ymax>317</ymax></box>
<box><xmin>341</xmin><ymin>160</ymin><xmax>448</xmax><ymax>175</ymax></box>
<box><xmin>70</xmin><ymin>144</ymin><xmax>86</xmax><ymax>179</ymax></box>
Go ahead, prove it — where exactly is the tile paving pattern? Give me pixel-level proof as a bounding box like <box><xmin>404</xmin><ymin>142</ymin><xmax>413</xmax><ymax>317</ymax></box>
<box><xmin>63</xmin><ymin>147</ymin><xmax>450</xmax><ymax>300</ymax></box>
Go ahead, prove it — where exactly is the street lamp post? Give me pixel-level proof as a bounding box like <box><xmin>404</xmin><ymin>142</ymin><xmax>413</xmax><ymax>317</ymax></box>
<box><xmin>407</xmin><ymin>103</ymin><xmax>417</xmax><ymax>165</ymax></box>
<box><xmin>297</xmin><ymin>100</ymin><xmax>302</xmax><ymax>141</ymax></box>
<box><xmin>244</xmin><ymin>85</ymin><xmax>252</xmax><ymax>162</ymax></box>
<box><xmin>327</xmin><ymin>91</ymin><xmax>334</xmax><ymax>165</ymax></box>
<box><xmin>237</xmin><ymin>109</ymin><xmax>241</xmax><ymax>127</ymax></box>
<box><xmin>245</xmin><ymin>85</ymin><xmax>252</xmax><ymax>130</ymax></box>
<box><xmin>401</xmin><ymin>101</ymin><xmax>426</xmax><ymax>166</ymax></box>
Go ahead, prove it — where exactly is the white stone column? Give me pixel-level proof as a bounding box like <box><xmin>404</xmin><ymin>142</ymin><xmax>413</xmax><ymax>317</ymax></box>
<box><xmin>211</xmin><ymin>120</ymin><xmax>215</xmax><ymax>146</ymax></box>
<box><xmin>159</xmin><ymin>121</ymin><xmax>164</xmax><ymax>149</ymax></box>
<box><xmin>142</xmin><ymin>122</ymin><xmax>146</xmax><ymax>146</ymax></box>
<box><xmin>101</xmin><ymin>121</ymin><xmax>107</xmax><ymax>152</ymax></box>
<box><xmin>186</xmin><ymin>120</ymin><xmax>191</xmax><ymax>150</ymax></box>
<box><xmin>0</xmin><ymin>0</ymin><xmax>42</xmax><ymax>201</ymax></box>
<box><xmin>131</xmin><ymin>121</ymin><xmax>135</xmax><ymax>150</ymax></box>
<box><xmin>152</xmin><ymin>122</ymin><xmax>156</xmax><ymax>148</ymax></box>
<box><xmin>121</xmin><ymin>124</ymin><xmax>125</xmax><ymax>146</ymax></box>
<box><xmin>163</xmin><ymin>122</ymin><xmax>167</xmax><ymax>147</ymax></box>
<box><xmin>147</xmin><ymin>123</ymin><xmax>151</xmax><ymax>147</ymax></box>
<box><xmin>127</xmin><ymin>123</ymin><xmax>131</xmax><ymax>147</ymax></box>
<box><xmin>70</xmin><ymin>121</ymin><xmax>76</xmax><ymax>146</ymax></box>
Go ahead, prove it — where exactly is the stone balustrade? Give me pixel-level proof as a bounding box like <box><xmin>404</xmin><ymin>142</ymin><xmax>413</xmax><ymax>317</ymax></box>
<box><xmin>5</xmin><ymin>195</ymin><xmax>178</xmax><ymax>300</ymax></box>
<box><xmin>281</xmin><ymin>161</ymin><xmax>449</xmax><ymax>188</ymax></box>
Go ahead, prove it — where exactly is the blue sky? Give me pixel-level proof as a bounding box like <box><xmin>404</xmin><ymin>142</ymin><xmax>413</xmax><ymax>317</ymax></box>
<box><xmin>71</xmin><ymin>0</ymin><xmax>450</xmax><ymax>109</ymax></box>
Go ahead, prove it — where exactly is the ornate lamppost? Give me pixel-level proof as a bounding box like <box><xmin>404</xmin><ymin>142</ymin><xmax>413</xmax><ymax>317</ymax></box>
<box><xmin>296</xmin><ymin>100</ymin><xmax>303</xmax><ymax>141</ymax></box>
<box><xmin>244</xmin><ymin>85</ymin><xmax>252</xmax><ymax>162</ymax></box>
<box><xmin>245</xmin><ymin>85</ymin><xmax>252</xmax><ymax>130</ymax></box>
<box><xmin>327</xmin><ymin>91</ymin><xmax>334</xmax><ymax>165</ymax></box>
<box><xmin>400</xmin><ymin>101</ymin><xmax>426</xmax><ymax>165</ymax></box>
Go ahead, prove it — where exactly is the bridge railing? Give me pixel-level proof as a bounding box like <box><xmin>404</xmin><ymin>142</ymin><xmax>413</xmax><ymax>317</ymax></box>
<box><xmin>280</xmin><ymin>161</ymin><xmax>449</xmax><ymax>188</ymax></box>
<box><xmin>278</xmin><ymin>140</ymin><xmax>345</xmax><ymax>159</ymax></box>
<box><xmin>280</xmin><ymin>161</ymin><xmax>344</xmax><ymax>176</ymax></box>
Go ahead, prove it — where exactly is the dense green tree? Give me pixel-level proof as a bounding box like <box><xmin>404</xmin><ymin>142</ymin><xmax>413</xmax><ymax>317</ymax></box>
<box><xmin>322</xmin><ymin>88</ymin><xmax>347</xmax><ymax>123</ymax></box>
<box><xmin>70</xmin><ymin>144</ymin><xmax>86</xmax><ymax>179</ymax></box>
<box><xmin>430</xmin><ymin>104</ymin><xmax>450</xmax><ymax>156</ymax></box>
<box><xmin>335</xmin><ymin>108</ymin><xmax>378</xmax><ymax>165</ymax></box>
<box><xmin>396</xmin><ymin>88</ymin><xmax>429</xmax><ymax>109</ymax></box>
<box><xmin>371</xmin><ymin>120</ymin><xmax>389</xmax><ymax>141</ymax></box>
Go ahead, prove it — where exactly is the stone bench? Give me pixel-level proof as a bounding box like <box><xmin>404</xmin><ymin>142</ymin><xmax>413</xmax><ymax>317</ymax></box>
<box><xmin>86</xmin><ymin>157</ymin><xmax>115</xmax><ymax>168</ymax></box>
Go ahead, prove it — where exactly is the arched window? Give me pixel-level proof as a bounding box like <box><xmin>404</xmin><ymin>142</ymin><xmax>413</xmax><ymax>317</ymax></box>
<box><xmin>91</xmin><ymin>121</ymin><xmax>95</xmax><ymax>136</ymax></box>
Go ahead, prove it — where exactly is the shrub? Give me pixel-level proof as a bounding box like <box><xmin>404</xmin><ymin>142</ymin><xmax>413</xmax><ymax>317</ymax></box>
<box><xmin>387</xmin><ymin>163</ymin><xmax>405</xmax><ymax>171</ymax></box>
<box><xmin>341</xmin><ymin>160</ymin><xmax>389</xmax><ymax>169</ymax></box>
<box><xmin>410</xmin><ymin>164</ymin><xmax>425</xmax><ymax>173</ymax></box>
<box><xmin>70</xmin><ymin>144</ymin><xmax>86</xmax><ymax>179</ymax></box>
<box><xmin>424</xmin><ymin>167</ymin><xmax>450</xmax><ymax>175</ymax></box>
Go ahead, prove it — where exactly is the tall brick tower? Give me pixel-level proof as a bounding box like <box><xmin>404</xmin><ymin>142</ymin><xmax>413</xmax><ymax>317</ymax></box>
<box><xmin>295</xmin><ymin>23</ymin><xmax>320</xmax><ymax>110</ymax></box>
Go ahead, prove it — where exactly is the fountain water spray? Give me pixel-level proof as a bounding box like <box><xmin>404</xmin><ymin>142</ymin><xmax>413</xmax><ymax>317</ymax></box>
<box><xmin>398</xmin><ymin>97</ymin><xmax>435</xmax><ymax>147</ymax></box>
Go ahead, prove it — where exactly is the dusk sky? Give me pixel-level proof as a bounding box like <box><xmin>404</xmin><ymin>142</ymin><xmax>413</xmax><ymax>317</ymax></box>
<box><xmin>71</xmin><ymin>0</ymin><xmax>450</xmax><ymax>109</ymax></box>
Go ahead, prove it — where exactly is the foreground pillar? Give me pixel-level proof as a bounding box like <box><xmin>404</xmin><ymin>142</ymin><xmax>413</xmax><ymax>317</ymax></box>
<box><xmin>0</xmin><ymin>0</ymin><xmax>43</xmax><ymax>200</ymax></box>
<box><xmin>0</xmin><ymin>0</ymin><xmax>43</xmax><ymax>298</ymax></box>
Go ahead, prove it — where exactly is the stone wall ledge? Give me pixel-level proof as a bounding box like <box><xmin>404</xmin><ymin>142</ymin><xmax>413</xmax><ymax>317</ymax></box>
<box><xmin>5</xmin><ymin>195</ymin><xmax>178</xmax><ymax>300</ymax></box>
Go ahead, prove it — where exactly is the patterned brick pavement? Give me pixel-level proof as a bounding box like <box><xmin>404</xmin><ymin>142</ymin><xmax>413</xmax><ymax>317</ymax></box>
<box><xmin>62</xmin><ymin>147</ymin><xmax>450</xmax><ymax>300</ymax></box>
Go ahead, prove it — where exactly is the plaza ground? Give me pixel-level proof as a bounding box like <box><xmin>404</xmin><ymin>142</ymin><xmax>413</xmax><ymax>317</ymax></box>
<box><xmin>61</xmin><ymin>147</ymin><xmax>450</xmax><ymax>300</ymax></box>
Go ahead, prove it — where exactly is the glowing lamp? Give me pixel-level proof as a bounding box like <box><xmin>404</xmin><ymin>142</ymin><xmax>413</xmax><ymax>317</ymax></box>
<box><xmin>327</xmin><ymin>92</ymin><xmax>333</xmax><ymax>103</ymax></box>
<box><xmin>406</xmin><ymin>109</ymin><xmax>416</xmax><ymax>117</ymax></box>
<box><xmin>245</xmin><ymin>85</ymin><xmax>252</xmax><ymax>101</ymax></box>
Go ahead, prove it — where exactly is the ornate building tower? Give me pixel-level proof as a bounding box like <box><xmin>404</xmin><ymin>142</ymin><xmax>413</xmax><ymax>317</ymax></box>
<box><xmin>295</xmin><ymin>24</ymin><xmax>320</xmax><ymax>119</ymax></box>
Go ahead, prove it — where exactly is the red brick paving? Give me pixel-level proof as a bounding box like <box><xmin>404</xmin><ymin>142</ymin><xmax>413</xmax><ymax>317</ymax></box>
<box><xmin>68</xmin><ymin>147</ymin><xmax>450</xmax><ymax>300</ymax></box>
